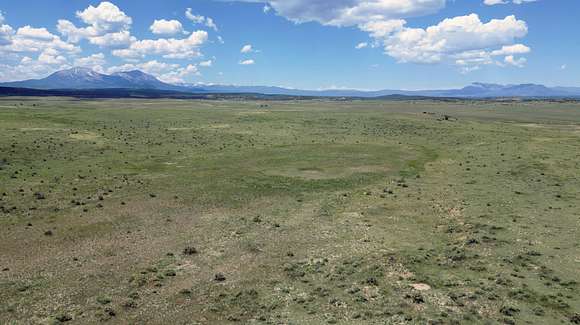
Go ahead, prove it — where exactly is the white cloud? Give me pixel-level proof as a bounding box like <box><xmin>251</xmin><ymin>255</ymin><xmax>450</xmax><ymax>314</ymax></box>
<box><xmin>560</xmin><ymin>64</ymin><xmax>567</xmax><ymax>70</ymax></box>
<box><xmin>490</xmin><ymin>44</ymin><xmax>530</xmax><ymax>56</ymax></box>
<box><xmin>360</xmin><ymin>19</ymin><xmax>405</xmax><ymax>39</ymax></box>
<box><xmin>239</xmin><ymin>59</ymin><xmax>255</xmax><ymax>65</ymax></box>
<box><xmin>185</xmin><ymin>10</ymin><xmax>204</xmax><ymax>24</ymax></box>
<box><xmin>0</xmin><ymin>51</ymin><xmax>72</xmax><ymax>82</ymax></box>
<box><xmin>74</xmin><ymin>53</ymin><xmax>106</xmax><ymax>68</ymax></box>
<box><xmin>76</xmin><ymin>1</ymin><xmax>131</xmax><ymax>33</ymax></box>
<box><xmin>150</xmin><ymin>19</ymin><xmax>184</xmax><ymax>35</ymax></box>
<box><xmin>56</xmin><ymin>20</ymin><xmax>88</xmax><ymax>43</ymax></box>
<box><xmin>205</xmin><ymin>18</ymin><xmax>218</xmax><ymax>32</ymax></box>
<box><xmin>89</xmin><ymin>30</ymin><xmax>134</xmax><ymax>48</ymax></box>
<box><xmin>263</xmin><ymin>5</ymin><xmax>272</xmax><ymax>14</ymax></box>
<box><xmin>484</xmin><ymin>0</ymin><xmax>536</xmax><ymax>5</ymax></box>
<box><xmin>158</xmin><ymin>64</ymin><xmax>200</xmax><ymax>83</ymax></box>
<box><xmin>362</xmin><ymin>14</ymin><xmax>529</xmax><ymax>72</ymax></box>
<box><xmin>107</xmin><ymin>60</ymin><xmax>178</xmax><ymax>75</ymax></box>
<box><xmin>199</xmin><ymin>60</ymin><xmax>213</xmax><ymax>67</ymax></box>
<box><xmin>233</xmin><ymin>1</ymin><xmax>530</xmax><ymax>73</ymax></box>
<box><xmin>0</xmin><ymin>23</ymin><xmax>14</xmax><ymax>46</ymax></box>
<box><xmin>0</xmin><ymin>62</ymin><xmax>66</xmax><ymax>81</ymax></box>
<box><xmin>0</xmin><ymin>13</ymin><xmax>82</xmax><ymax>81</ymax></box>
<box><xmin>355</xmin><ymin>42</ymin><xmax>368</xmax><ymax>49</ymax></box>
<box><xmin>217</xmin><ymin>36</ymin><xmax>224</xmax><ymax>44</ymax></box>
<box><xmin>57</xmin><ymin>1</ymin><xmax>133</xmax><ymax>48</ymax></box>
<box><xmin>38</xmin><ymin>48</ymin><xmax>68</xmax><ymax>65</ymax></box>
<box><xmin>16</xmin><ymin>26</ymin><xmax>55</xmax><ymax>41</ymax></box>
<box><xmin>185</xmin><ymin>8</ymin><xmax>218</xmax><ymax>31</ymax></box>
<box><xmin>484</xmin><ymin>0</ymin><xmax>506</xmax><ymax>4</ymax></box>
<box><xmin>107</xmin><ymin>60</ymin><xmax>202</xmax><ymax>83</ymax></box>
<box><xmin>241</xmin><ymin>44</ymin><xmax>253</xmax><ymax>53</ymax></box>
<box><xmin>1</xmin><ymin>25</ymin><xmax>80</xmax><ymax>54</ymax></box>
<box><xmin>504</xmin><ymin>55</ymin><xmax>526</xmax><ymax>67</ymax></box>
<box><xmin>236</xmin><ymin>0</ymin><xmax>445</xmax><ymax>27</ymax></box>
<box><xmin>112</xmin><ymin>30</ymin><xmax>208</xmax><ymax>59</ymax></box>
<box><xmin>0</xmin><ymin>11</ymin><xmax>4</xmax><ymax>24</ymax></box>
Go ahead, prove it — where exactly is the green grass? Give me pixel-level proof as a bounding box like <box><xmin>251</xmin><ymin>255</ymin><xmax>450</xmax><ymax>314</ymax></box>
<box><xmin>0</xmin><ymin>98</ymin><xmax>579</xmax><ymax>324</ymax></box>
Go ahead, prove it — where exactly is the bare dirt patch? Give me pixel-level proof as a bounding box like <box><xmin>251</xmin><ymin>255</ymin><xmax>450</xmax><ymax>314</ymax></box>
<box><xmin>69</xmin><ymin>132</ymin><xmax>100</xmax><ymax>141</ymax></box>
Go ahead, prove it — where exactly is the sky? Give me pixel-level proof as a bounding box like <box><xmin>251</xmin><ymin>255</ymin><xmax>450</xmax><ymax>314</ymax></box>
<box><xmin>0</xmin><ymin>0</ymin><xmax>578</xmax><ymax>90</ymax></box>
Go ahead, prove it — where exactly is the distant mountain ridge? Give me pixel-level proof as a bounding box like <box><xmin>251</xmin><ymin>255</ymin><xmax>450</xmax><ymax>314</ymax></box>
<box><xmin>192</xmin><ymin>82</ymin><xmax>580</xmax><ymax>98</ymax></box>
<box><xmin>0</xmin><ymin>67</ymin><xmax>190</xmax><ymax>91</ymax></box>
<box><xmin>2</xmin><ymin>68</ymin><xmax>580</xmax><ymax>98</ymax></box>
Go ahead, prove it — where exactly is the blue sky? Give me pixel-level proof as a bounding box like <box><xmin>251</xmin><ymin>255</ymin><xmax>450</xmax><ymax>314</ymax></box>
<box><xmin>0</xmin><ymin>0</ymin><xmax>577</xmax><ymax>89</ymax></box>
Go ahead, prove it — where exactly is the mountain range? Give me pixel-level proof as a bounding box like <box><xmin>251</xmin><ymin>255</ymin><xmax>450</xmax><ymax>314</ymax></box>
<box><xmin>0</xmin><ymin>68</ymin><xmax>200</xmax><ymax>92</ymax></box>
<box><xmin>2</xmin><ymin>68</ymin><xmax>580</xmax><ymax>99</ymax></box>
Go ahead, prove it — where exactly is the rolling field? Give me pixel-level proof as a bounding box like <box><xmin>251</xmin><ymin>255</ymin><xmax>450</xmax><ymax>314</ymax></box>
<box><xmin>0</xmin><ymin>98</ymin><xmax>579</xmax><ymax>324</ymax></box>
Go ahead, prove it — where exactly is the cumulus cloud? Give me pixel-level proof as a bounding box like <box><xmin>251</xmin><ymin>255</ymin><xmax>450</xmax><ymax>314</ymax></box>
<box><xmin>112</xmin><ymin>30</ymin><xmax>208</xmax><ymax>59</ymax></box>
<box><xmin>0</xmin><ymin>11</ymin><xmax>5</xmax><ymax>24</ymax></box>
<box><xmin>107</xmin><ymin>60</ymin><xmax>177</xmax><ymax>75</ymax></box>
<box><xmin>89</xmin><ymin>30</ymin><xmax>134</xmax><ymax>48</ymax></box>
<box><xmin>0</xmin><ymin>62</ymin><xmax>63</xmax><ymax>81</ymax></box>
<box><xmin>504</xmin><ymin>55</ymin><xmax>526</xmax><ymax>67</ymax></box>
<box><xmin>0</xmin><ymin>11</ymin><xmax>81</xmax><ymax>81</ymax></box>
<box><xmin>0</xmin><ymin>23</ymin><xmax>14</xmax><ymax>46</ymax></box>
<box><xmin>107</xmin><ymin>60</ymin><xmax>202</xmax><ymax>83</ymax></box>
<box><xmin>0</xmin><ymin>3</ymin><xmax>213</xmax><ymax>83</ymax></box>
<box><xmin>2</xmin><ymin>26</ymin><xmax>80</xmax><ymax>54</ymax></box>
<box><xmin>378</xmin><ymin>15</ymin><xmax>527</xmax><ymax>62</ymax></box>
<box><xmin>77</xmin><ymin>1</ymin><xmax>132</xmax><ymax>32</ymax></box>
<box><xmin>199</xmin><ymin>60</ymin><xmax>213</xmax><ymax>67</ymax></box>
<box><xmin>362</xmin><ymin>14</ymin><xmax>530</xmax><ymax>71</ymax></box>
<box><xmin>150</xmin><ymin>19</ymin><xmax>185</xmax><ymax>35</ymax></box>
<box><xmin>17</xmin><ymin>26</ymin><xmax>56</xmax><ymax>40</ymax></box>
<box><xmin>355</xmin><ymin>42</ymin><xmax>368</xmax><ymax>49</ymax></box>
<box><xmin>0</xmin><ymin>50</ymin><xmax>72</xmax><ymax>82</ymax></box>
<box><xmin>241</xmin><ymin>44</ymin><xmax>254</xmax><ymax>53</ymax></box>
<box><xmin>38</xmin><ymin>48</ymin><xmax>68</xmax><ymax>65</ymax></box>
<box><xmin>185</xmin><ymin>8</ymin><xmax>218</xmax><ymax>31</ymax></box>
<box><xmin>359</xmin><ymin>19</ymin><xmax>404</xmax><ymax>39</ymax></box>
<box><xmin>490</xmin><ymin>44</ymin><xmax>531</xmax><ymax>56</ymax></box>
<box><xmin>232</xmin><ymin>0</ymin><xmax>530</xmax><ymax>72</ymax></box>
<box><xmin>239</xmin><ymin>59</ymin><xmax>255</xmax><ymax>65</ymax></box>
<box><xmin>55</xmin><ymin>3</ymin><xmax>210</xmax><ymax>61</ymax></box>
<box><xmin>57</xmin><ymin>2</ymin><xmax>134</xmax><ymax>48</ymax></box>
<box><xmin>74</xmin><ymin>53</ymin><xmax>106</xmax><ymax>69</ymax></box>
<box><xmin>159</xmin><ymin>64</ymin><xmax>200</xmax><ymax>83</ymax></box>
<box><xmin>105</xmin><ymin>60</ymin><xmax>201</xmax><ymax>83</ymax></box>
<box><xmin>236</xmin><ymin>0</ymin><xmax>445</xmax><ymax>27</ymax></box>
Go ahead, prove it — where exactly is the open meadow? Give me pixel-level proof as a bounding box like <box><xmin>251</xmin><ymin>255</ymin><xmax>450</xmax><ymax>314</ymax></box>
<box><xmin>1</xmin><ymin>98</ymin><xmax>579</xmax><ymax>324</ymax></box>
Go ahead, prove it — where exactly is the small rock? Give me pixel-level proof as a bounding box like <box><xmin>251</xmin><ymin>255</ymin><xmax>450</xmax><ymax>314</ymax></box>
<box><xmin>411</xmin><ymin>283</ymin><xmax>431</xmax><ymax>291</ymax></box>
<box><xmin>214</xmin><ymin>273</ymin><xmax>226</xmax><ymax>282</ymax></box>
<box><xmin>183</xmin><ymin>246</ymin><xmax>198</xmax><ymax>255</ymax></box>
<box><xmin>55</xmin><ymin>314</ymin><xmax>72</xmax><ymax>322</ymax></box>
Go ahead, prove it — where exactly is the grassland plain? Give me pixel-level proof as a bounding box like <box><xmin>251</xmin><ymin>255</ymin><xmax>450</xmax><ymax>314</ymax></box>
<box><xmin>0</xmin><ymin>98</ymin><xmax>579</xmax><ymax>325</ymax></box>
